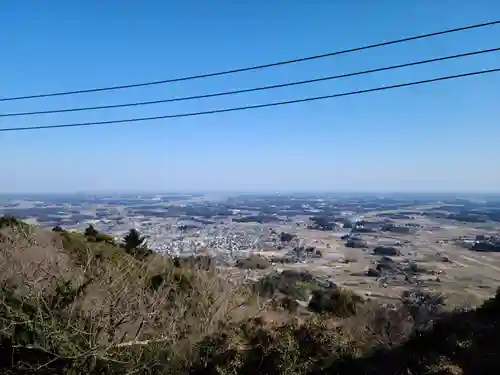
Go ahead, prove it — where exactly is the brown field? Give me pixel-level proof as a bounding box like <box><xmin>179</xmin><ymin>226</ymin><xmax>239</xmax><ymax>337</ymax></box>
<box><xmin>232</xmin><ymin>211</ymin><xmax>500</xmax><ymax>307</ymax></box>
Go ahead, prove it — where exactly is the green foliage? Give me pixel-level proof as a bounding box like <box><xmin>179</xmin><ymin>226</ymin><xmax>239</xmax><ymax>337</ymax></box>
<box><xmin>0</xmin><ymin>214</ymin><xmax>30</xmax><ymax>231</ymax></box>
<box><xmin>276</xmin><ymin>296</ymin><xmax>300</xmax><ymax>312</ymax></box>
<box><xmin>308</xmin><ymin>287</ymin><xmax>363</xmax><ymax>317</ymax></box>
<box><xmin>254</xmin><ymin>270</ymin><xmax>324</xmax><ymax>302</ymax></box>
<box><xmin>236</xmin><ymin>254</ymin><xmax>271</xmax><ymax>269</ymax></box>
<box><xmin>57</xmin><ymin>229</ymin><xmax>121</xmax><ymax>266</ymax></box>
<box><xmin>401</xmin><ymin>289</ymin><xmax>446</xmax><ymax>329</ymax></box>
<box><xmin>190</xmin><ymin>317</ymin><xmax>359</xmax><ymax>375</ymax></box>
<box><xmin>122</xmin><ymin>229</ymin><xmax>152</xmax><ymax>260</ymax></box>
<box><xmin>173</xmin><ymin>255</ymin><xmax>214</xmax><ymax>271</ymax></box>
<box><xmin>94</xmin><ymin>232</ymin><xmax>116</xmax><ymax>245</ymax></box>
<box><xmin>123</xmin><ymin>228</ymin><xmax>146</xmax><ymax>249</ymax></box>
<box><xmin>293</xmin><ymin>281</ymin><xmax>322</xmax><ymax>301</ymax></box>
<box><xmin>280</xmin><ymin>231</ymin><xmax>296</xmax><ymax>242</ymax></box>
<box><xmin>84</xmin><ymin>224</ymin><xmax>99</xmax><ymax>238</ymax></box>
<box><xmin>0</xmin><ymin>278</ymin><xmax>94</xmax><ymax>374</ymax></box>
<box><xmin>86</xmin><ymin>232</ymin><xmax>115</xmax><ymax>243</ymax></box>
<box><xmin>148</xmin><ymin>266</ymin><xmax>194</xmax><ymax>294</ymax></box>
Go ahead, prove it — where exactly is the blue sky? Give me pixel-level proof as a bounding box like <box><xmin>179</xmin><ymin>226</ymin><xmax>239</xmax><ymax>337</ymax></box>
<box><xmin>1</xmin><ymin>0</ymin><xmax>499</xmax><ymax>193</ymax></box>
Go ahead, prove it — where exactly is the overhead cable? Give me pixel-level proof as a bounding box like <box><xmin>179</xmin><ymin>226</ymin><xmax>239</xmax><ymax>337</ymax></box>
<box><xmin>1</xmin><ymin>67</ymin><xmax>498</xmax><ymax>133</ymax></box>
<box><xmin>2</xmin><ymin>47</ymin><xmax>499</xmax><ymax>117</ymax></box>
<box><xmin>1</xmin><ymin>20</ymin><xmax>499</xmax><ymax>102</ymax></box>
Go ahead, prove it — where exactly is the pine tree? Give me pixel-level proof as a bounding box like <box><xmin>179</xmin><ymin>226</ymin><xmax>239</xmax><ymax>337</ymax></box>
<box><xmin>122</xmin><ymin>229</ymin><xmax>152</xmax><ymax>259</ymax></box>
<box><xmin>123</xmin><ymin>228</ymin><xmax>146</xmax><ymax>250</ymax></box>
<box><xmin>84</xmin><ymin>224</ymin><xmax>98</xmax><ymax>238</ymax></box>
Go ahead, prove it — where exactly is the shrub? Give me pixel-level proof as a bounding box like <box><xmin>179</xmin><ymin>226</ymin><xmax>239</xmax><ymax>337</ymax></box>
<box><xmin>280</xmin><ymin>232</ymin><xmax>296</xmax><ymax>242</ymax></box>
<box><xmin>190</xmin><ymin>317</ymin><xmax>358</xmax><ymax>375</ymax></box>
<box><xmin>406</xmin><ymin>261</ymin><xmax>429</xmax><ymax>274</ymax></box>
<box><xmin>94</xmin><ymin>232</ymin><xmax>116</xmax><ymax>245</ymax></box>
<box><xmin>401</xmin><ymin>289</ymin><xmax>446</xmax><ymax>328</ymax></box>
<box><xmin>173</xmin><ymin>255</ymin><xmax>214</xmax><ymax>271</ymax></box>
<box><xmin>0</xmin><ymin>215</ymin><xmax>30</xmax><ymax>231</ymax></box>
<box><xmin>373</xmin><ymin>246</ymin><xmax>401</xmax><ymax>256</ymax></box>
<box><xmin>367</xmin><ymin>268</ymin><xmax>381</xmax><ymax>277</ymax></box>
<box><xmin>236</xmin><ymin>254</ymin><xmax>271</xmax><ymax>269</ymax></box>
<box><xmin>277</xmin><ymin>295</ymin><xmax>300</xmax><ymax>312</ymax></box>
<box><xmin>254</xmin><ymin>270</ymin><xmax>328</xmax><ymax>303</ymax></box>
<box><xmin>308</xmin><ymin>287</ymin><xmax>363</xmax><ymax>317</ymax></box>
<box><xmin>345</xmin><ymin>239</ymin><xmax>367</xmax><ymax>248</ymax></box>
<box><xmin>83</xmin><ymin>224</ymin><xmax>99</xmax><ymax>237</ymax></box>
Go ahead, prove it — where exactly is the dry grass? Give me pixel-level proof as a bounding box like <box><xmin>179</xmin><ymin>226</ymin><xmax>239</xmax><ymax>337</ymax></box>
<box><xmin>0</xmin><ymin>221</ymin><xmax>262</xmax><ymax>374</ymax></box>
<box><xmin>0</xmin><ymin>225</ymin><xmax>71</xmax><ymax>290</ymax></box>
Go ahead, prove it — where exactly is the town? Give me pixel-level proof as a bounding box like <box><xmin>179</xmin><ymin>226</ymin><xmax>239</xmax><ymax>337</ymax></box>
<box><xmin>2</xmin><ymin>192</ymin><xmax>499</xmax><ymax>304</ymax></box>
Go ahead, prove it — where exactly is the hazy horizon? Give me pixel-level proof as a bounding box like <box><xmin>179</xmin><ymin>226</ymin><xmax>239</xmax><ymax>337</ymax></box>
<box><xmin>1</xmin><ymin>190</ymin><xmax>499</xmax><ymax>197</ymax></box>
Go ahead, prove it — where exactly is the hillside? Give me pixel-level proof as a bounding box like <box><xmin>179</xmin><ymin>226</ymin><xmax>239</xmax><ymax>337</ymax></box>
<box><xmin>0</xmin><ymin>215</ymin><xmax>499</xmax><ymax>374</ymax></box>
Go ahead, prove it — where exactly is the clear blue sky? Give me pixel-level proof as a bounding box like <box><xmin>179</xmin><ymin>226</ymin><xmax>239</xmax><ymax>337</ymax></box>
<box><xmin>1</xmin><ymin>1</ymin><xmax>499</xmax><ymax>193</ymax></box>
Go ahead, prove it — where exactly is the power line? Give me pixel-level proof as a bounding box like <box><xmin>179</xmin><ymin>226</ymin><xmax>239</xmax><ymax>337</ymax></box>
<box><xmin>2</xmin><ymin>47</ymin><xmax>499</xmax><ymax>118</ymax></box>
<box><xmin>1</xmin><ymin>67</ymin><xmax>498</xmax><ymax>133</ymax></box>
<box><xmin>2</xmin><ymin>20</ymin><xmax>499</xmax><ymax>102</ymax></box>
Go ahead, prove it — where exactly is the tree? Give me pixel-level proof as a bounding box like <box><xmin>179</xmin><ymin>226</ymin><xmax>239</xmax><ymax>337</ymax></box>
<box><xmin>52</xmin><ymin>225</ymin><xmax>65</xmax><ymax>233</ymax></box>
<box><xmin>123</xmin><ymin>229</ymin><xmax>146</xmax><ymax>250</ymax></box>
<box><xmin>122</xmin><ymin>229</ymin><xmax>151</xmax><ymax>259</ymax></box>
<box><xmin>84</xmin><ymin>224</ymin><xmax>98</xmax><ymax>238</ymax></box>
<box><xmin>280</xmin><ymin>232</ymin><xmax>295</xmax><ymax>242</ymax></box>
<box><xmin>401</xmin><ymin>289</ymin><xmax>446</xmax><ymax>329</ymax></box>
